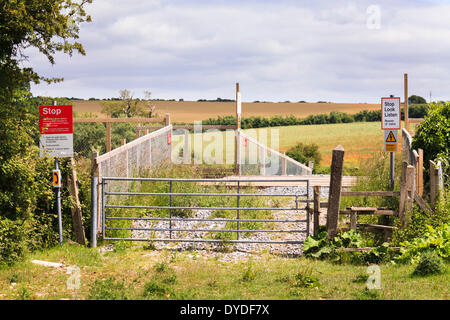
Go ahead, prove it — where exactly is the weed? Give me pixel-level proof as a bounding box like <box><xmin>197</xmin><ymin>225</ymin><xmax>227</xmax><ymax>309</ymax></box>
<box><xmin>353</xmin><ymin>288</ymin><xmax>383</xmax><ymax>300</ymax></box>
<box><xmin>241</xmin><ymin>265</ymin><xmax>257</xmax><ymax>282</ymax></box>
<box><xmin>16</xmin><ymin>285</ymin><xmax>32</xmax><ymax>300</ymax></box>
<box><xmin>412</xmin><ymin>251</ymin><xmax>446</xmax><ymax>276</ymax></box>
<box><xmin>352</xmin><ymin>273</ymin><xmax>369</xmax><ymax>284</ymax></box>
<box><xmin>88</xmin><ymin>277</ymin><xmax>129</xmax><ymax>300</ymax></box>
<box><xmin>142</xmin><ymin>280</ymin><xmax>175</xmax><ymax>299</ymax></box>
<box><xmin>154</xmin><ymin>261</ymin><xmax>170</xmax><ymax>273</ymax></box>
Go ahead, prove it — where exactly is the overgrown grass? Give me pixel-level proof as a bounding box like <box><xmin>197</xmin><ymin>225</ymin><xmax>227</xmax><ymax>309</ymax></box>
<box><xmin>0</xmin><ymin>244</ymin><xmax>447</xmax><ymax>300</ymax></box>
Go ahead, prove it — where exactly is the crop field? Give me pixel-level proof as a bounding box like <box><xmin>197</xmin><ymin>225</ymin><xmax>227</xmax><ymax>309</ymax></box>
<box><xmin>72</xmin><ymin>100</ymin><xmax>380</xmax><ymax>123</ymax></box>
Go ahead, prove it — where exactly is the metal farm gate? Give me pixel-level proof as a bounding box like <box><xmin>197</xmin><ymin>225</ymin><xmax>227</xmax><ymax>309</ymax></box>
<box><xmin>100</xmin><ymin>177</ymin><xmax>311</xmax><ymax>245</ymax></box>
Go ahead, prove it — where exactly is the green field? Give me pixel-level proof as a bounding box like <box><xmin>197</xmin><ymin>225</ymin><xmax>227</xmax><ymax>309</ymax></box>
<box><xmin>172</xmin><ymin>122</ymin><xmax>397</xmax><ymax>169</ymax></box>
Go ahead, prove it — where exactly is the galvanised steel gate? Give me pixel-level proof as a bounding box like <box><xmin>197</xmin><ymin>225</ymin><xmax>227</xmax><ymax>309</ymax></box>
<box><xmin>100</xmin><ymin>177</ymin><xmax>311</xmax><ymax>245</ymax></box>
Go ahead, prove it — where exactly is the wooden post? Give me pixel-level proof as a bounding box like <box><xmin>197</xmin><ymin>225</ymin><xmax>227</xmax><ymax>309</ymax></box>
<box><xmin>418</xmin><ymin>148</ymin><xmax>424</xmax><ymax>197</ymax></box>
<box><xmin>350</xmin><ymin>211</ymin><xmax>357</xmax><ymax>232</ymax></box>
<box><xmin>308</xmin><ymin>161</ymin><xmax>314</xmax><ymax>171</ymax></box>
<box><xmin>106</xmin><ymin>122</ymin><xmax>111</xmax><ymax>152</ymax></box>
<box><xmin>313</xmin><ymin>186</ymin><xmax>321</xmax><ymax>236</ymax></box>
<box><xmin>165</xmin><ymin>113</ymin><xmax>171</xmax><ymax>126</ymax></box>
<box><xmin>404</xmin><ymin>73</ymin><xmax>409</xmax><ymax>132</ymax></box>
<box><xmin>91</xmin><ymin>152</ymin><xmax>101</xmax><ymax>234</ymax></box>
<box><xmin>430</xmin><ymin>160</ymin><xmax>440</xmax><ymax>209</ymax></box>
<box><xmin>121</xmin><ymin>139</ymin><xmax>126</xmax><ymax>146</ymax></box>
<box><xmin>402</xmin><ymin>165</ymin><xmax>415</xmax><ymax>226</ymax></box>
<box><xmin>399</xmin><ymin>160</ymin><xmax>408</xmax><ymax>218</ymax></box>
<box><xmin>144</xmin><ymin>128</ymin><xmax>149</xmax><ymax>135</ymax></box>
<box><xmin>68</xmin><ymin>158</ymin><xmax>87</xmax><ymax>245</ymax></box>
<box><xmin>326</xmin><ymin>145</ymin><xmax>345</xmax><ymax>239</ymax></box>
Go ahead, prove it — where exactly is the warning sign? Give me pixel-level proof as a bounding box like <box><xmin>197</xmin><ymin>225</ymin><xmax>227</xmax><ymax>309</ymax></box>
<box><xmin>386</xmin><ymin>131</ymin><xmax>397</xmax><ymax>143</ymax></box>
<box><xmin>381</xmin><ymin>97</ymin><xmax>401</xmax><ymax>130</ymax></box>
<box><xmin>384</xmin><ymin>130</ymin><xmax>398</xmax><ymax>152</ymax></box>
<box><xmin>39</xmin><ymin>105</ymin><xmax>73</xmax><ymax>158</ymax></box>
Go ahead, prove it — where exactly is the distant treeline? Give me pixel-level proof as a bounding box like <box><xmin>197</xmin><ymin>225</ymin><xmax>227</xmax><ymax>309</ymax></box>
<box><xmin>198</xmin><ymin>104</ymin><xmax>429</xmax><ymax>129</ymax></box>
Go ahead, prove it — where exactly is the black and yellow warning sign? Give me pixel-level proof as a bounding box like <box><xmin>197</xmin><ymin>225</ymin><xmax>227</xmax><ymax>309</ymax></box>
<box><xmin>384</xmin><ymin>130</ymin><xmax>398</xmax><ymax>152</ymax></box>
<box><xmin>386</xmin><ymin>131</ymin><xmax>397</xmax><ymax>143</ymax></box>
<box><xmin>52</xmin><ymin>169</ymin><xmax>61</xmax><ymax>188</ymax></box>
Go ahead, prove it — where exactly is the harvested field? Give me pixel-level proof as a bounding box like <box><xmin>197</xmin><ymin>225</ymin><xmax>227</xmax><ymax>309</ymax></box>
<box><xmin>72</xmin><ymin>100</ymin><xmax>380</xmax><ymax>123</ymax></box>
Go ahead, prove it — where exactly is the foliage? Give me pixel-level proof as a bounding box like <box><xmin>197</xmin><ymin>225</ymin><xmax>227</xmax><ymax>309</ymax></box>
<box><xmin>303</xmin><ymin>230</ymin><xmax>395</xmax><ymax>265</ymax></box>
<box><xmin>199</xmin><ymin>105</ymin><xmax>428</xmax><ymax>130</ymax></box>
<box><xmin>408</xmin><ymin>95</ymin><xmax>427</xmax><ymax>104</ymax></box>
<box><xmin>412</xmin><ymin>102</ymin><xmax>450</xmax><ymax>185</ymax></box>
<box><xmin>285</xmin><ymin>142</ymin><xmax>322</xmax><ymax>169</ymax></box>
<box><xmin>412</xmin><ymin>250</ymin><xmax>446</xmax><ymax>276</ymax></box>
<box><xmin>395</xmin><ymin>224</ymin><xmax>450</xmax><ymax>264</ymax></box>
<box><xmin>0</xmin><ymin>217</ymin><xmax>28</xmax><ymax>266</ymax></box>
<box><xmin>0</xmin><ymin>0</ymin><xmax>92</xmax><ymax>98</ymax></box>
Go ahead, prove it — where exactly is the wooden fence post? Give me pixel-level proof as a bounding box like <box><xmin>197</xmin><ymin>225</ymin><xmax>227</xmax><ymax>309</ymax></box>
<box><xmin>165</xmin><ymin>113</ymin><xmax>171</xmax><ymax>126</ymax></box>
<box><xmin>313</xmin><ymin>186</ymin><xmax>321</xmax><ymax>236</ymax></box>
<box><xmin>404</xmin><ymin>73</ymin><xmax>409</xmax><ymax>132</ymax></box>
<box><xmin>429</xmin><ymin>160</ymin><xmax>442</xmax><ymax>209</ymax></box>
<box><xmin>106</xmin><ymin>122</ymin><xmax>111</xmax><ymax>152</ymax></box>
<box><xmin>326</xmin><ymin>145</ymin><xmax>345</xmax><ymax>239</ymax></box>
<box><xmin>418</xmin><ymin>149</ymin><xmax>424</xmax><ymax>197</ymax></box>
<box><xmin>402</xmin><ymin>165</ymin><xmax>415</xmax><ymax>226</ymax></box>
<box><xmin>68</xmin><ymin>158</ymin><xmax>87</xmax><ymax>245</ymax></box>
<box><xmin>399</xmin><ymin>161</ymin><xmax>408</xmax><ymax>219</ymax></box>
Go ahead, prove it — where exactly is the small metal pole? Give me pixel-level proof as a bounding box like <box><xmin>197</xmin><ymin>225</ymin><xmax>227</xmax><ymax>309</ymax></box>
<box><xmin>390</xmin><ymin>152</ymin><xmax>395</xmax><ymax>191</ymax></box>
<box><xmin>169</xmin><ymin>181</ymin><xmax>173</xmax><ymax>239</ymax></box>
<box><xmin>55</xmin><ymin>158</ymin><xmax>63</xmax><ymax>246</ymax></box>
<box><xmin>236</xmin><ymin>180</ymin><xmax>240</xmax><ymax>240</ymax></box>
<box><xmin>91</xmin><ymin>175</ymin><xmax>98</xmax><ymax>248</ymax></box>
<box><xmin>101</xmin><ymin>179</ymin><xmax>106</xmax><ymax>239</ymax></box>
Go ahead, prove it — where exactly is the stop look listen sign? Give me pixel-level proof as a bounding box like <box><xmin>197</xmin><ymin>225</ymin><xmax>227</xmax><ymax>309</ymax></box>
<box><xmin>39</xmin><ymin>105</ymin><xmax>74</xmax><ymax>158</ymax></box>
<box><xmin>381</xmin><ymin>97</ymin><xmax>401</xmax><ymax>130</ymax></box>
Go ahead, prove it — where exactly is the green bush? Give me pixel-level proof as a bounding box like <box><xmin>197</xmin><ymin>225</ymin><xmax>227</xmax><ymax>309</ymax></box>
<box><xmin>285</xmin><ymin>142</ymin><xmax>321</xmax><ymax>169</ymax></box>
<box><xmin>412</xmin><ymin>102</ymin><xmax>450</xmax><ymax>186</ymax></box>
<box><xmin>395</xmin><ymin>224</ymin><xmax>449</xmax><ymax>264</ymax></box>
<box><xmin>0</xmin><ymin>217</ymin><xmax>28</xmax><ymax>266</ymax></box>
<box><xmin>412</xmin><ymin>250</ymin><xmax>446</xmax><ymax>276</ymax></box>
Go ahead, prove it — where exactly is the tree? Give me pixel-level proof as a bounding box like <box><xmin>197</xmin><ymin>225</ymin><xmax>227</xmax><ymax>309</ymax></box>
<box><xmin>0</xmin><ymin>0</ymin><xmax>92</xmax><ymax>100</ymax></box>
<box><xmin>0</xmin><ymin>0</ymin><xmax>93</xmax><ymax>262</ymax></box>
<box><xmin>286</xmin><ymin>142</ymin><xmax>322</xmax><ymax>168</ymax></box>
<box><xmin>409</xmin><ymin>95</ymin><xmax>427</xmax><ymax>104</ymax></box>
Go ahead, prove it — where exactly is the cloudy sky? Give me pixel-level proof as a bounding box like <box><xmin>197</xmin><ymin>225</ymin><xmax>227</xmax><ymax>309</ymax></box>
<box><xmin>27</xmin><ymin>0</ymin><xmax>450</xmax><ymax>103</ymax></box>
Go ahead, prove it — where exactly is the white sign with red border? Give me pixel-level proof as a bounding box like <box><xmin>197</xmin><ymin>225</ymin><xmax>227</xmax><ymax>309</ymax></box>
<box><xmin>381</xmin><ymin>97</ymin><xmax>401</xmax><ymax>130</ymax></box>
<box><xmin>39</xmin><ymin>105</ymin><xmax>73</xmax><ymax>158</ymax></box>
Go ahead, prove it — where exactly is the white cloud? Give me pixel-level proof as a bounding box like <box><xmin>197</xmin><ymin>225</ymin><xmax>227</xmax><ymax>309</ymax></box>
<box><xmin>29</xmin><ymin>0</ymin><xmax>450</xmax><ymax>102</ymax></box>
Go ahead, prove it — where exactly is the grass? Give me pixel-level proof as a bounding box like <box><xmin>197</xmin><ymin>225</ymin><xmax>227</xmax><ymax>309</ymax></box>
<box><xmin>0</xmin><ymin>244</ymin><xmax>448</xmax><ymax>300</ymax></box>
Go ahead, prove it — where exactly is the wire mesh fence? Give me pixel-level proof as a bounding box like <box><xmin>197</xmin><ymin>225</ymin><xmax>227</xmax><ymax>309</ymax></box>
<box><xmin>239</xmin><ymin>131</ymin><xmax>312</xmax><ymax>176</ymax></box>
